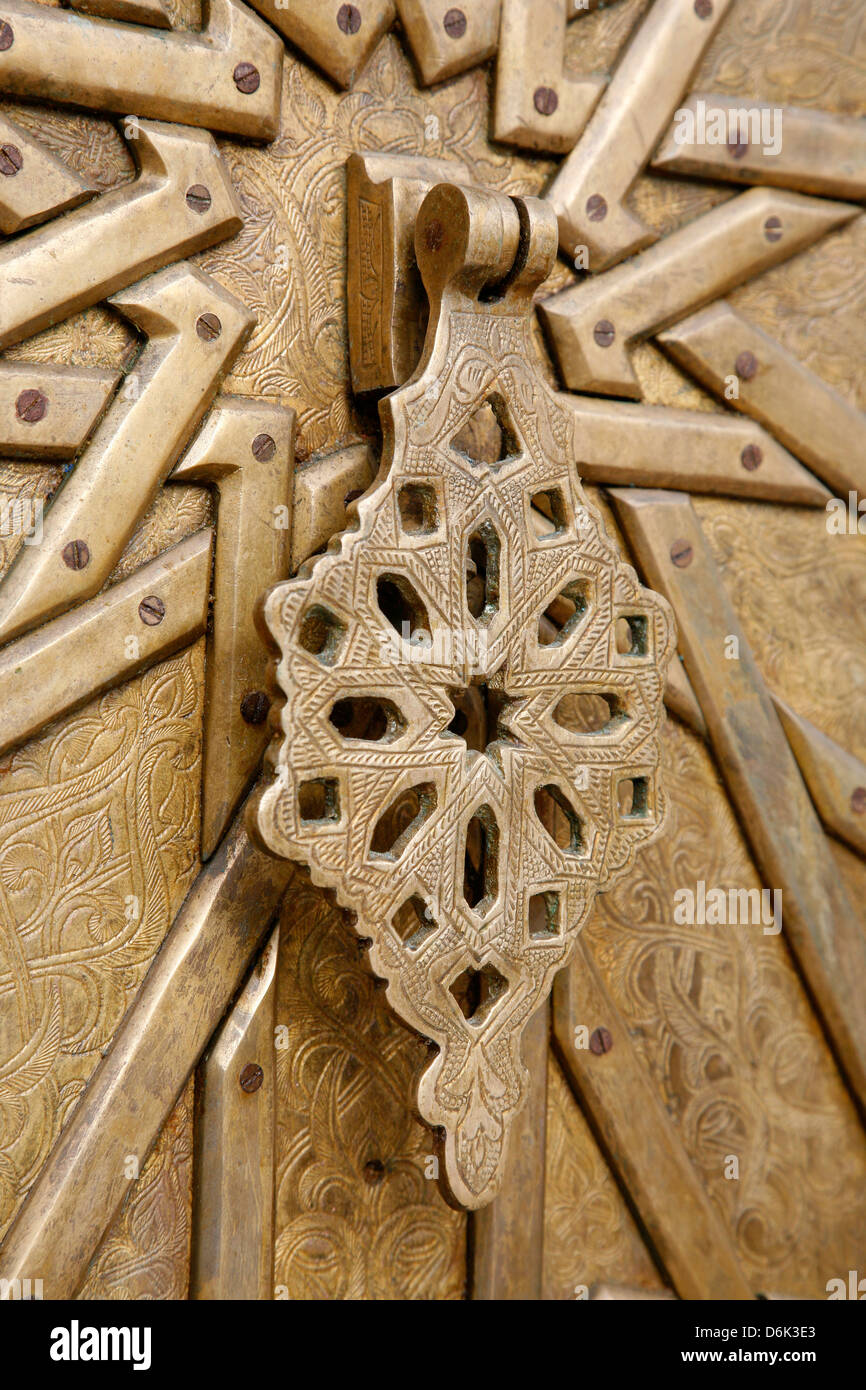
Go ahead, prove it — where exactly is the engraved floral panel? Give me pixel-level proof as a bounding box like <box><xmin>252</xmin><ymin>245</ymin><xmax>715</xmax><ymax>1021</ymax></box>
<box><xmin>273</xmin><ymin>876</ymin><xmax>465</xmax><ymax>1302</ymax></box>
<box><xmin>76</xmin><ymin>1078</ymin><xmax>194</xmax><ymax>1301</ymax></box>
<box><xmin>581</xmin><ymin>717</ymin><xmax>866</xmax><ymax>1298</ymax></box>
<box><xmin>693</xmin><ymin>498</ymin><xmax>866</xmax><ymax>764</ymax></box>
<box><xmin>695</xmin><ymin>0</ymin><xmax>866</xmax><ymax>111</ymax></box>
<box><xmin>543</xmin><ymin>1056</ymin><xmax>665</xmax><ymax>1301</ymax></box>
<box><xmin>0</xmin><ymin>647</ymin><xmax>204</xmax><ymax>1238</ymax></box>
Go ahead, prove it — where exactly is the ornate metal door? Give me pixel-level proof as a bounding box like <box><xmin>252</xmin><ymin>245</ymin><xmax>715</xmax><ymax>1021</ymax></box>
<box><xmin>0</xmin><ymin>0</ymin><xmax>864</xmax><ymax>1306</ymax></box>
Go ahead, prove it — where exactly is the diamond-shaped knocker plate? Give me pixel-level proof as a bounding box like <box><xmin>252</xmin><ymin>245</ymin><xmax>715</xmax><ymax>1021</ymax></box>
<box><xmin>254</xmin><ymin>183</ymin><xmax>675</xmax><ymax>1208</ymax></box>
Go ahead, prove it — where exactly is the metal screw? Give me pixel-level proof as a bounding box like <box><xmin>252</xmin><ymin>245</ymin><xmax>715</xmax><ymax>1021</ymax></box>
<box><xmin>424</xmin><ymin>218</ymin><xmax>445</xmax><ymax>253</ymax></box>
<box><xmin>62</xmin><ymin>539</ymin><xmax>90</xmax><ymax>570</ymax></box>
<box><xmin>239</xmin><ymin>1062</ymin><xmax>264</xmax><ymax>1093</ymax></box>
<box><xmin>233</xmin><ymin>61</ymin><xmax>260</xmax><ymax>93</ymax></box>
<box><xmin>670</xmin><ymin>538</ymin><xmax>693</xmax><ymax>568</ymax></box>
<box><xmin>533</xmin><ymin>86</ymin><xmax>558</xmax><ymax>117</ymax></box>
<box><xmin>740</xmin><ymin>443</ymin><xmax>763</xmax><ymax>471</ymax></box>
<box><xmin>364</xmin><ymin>1158</ymin><xmax>386</xmax><ymax>1184</ymax></box>
<box><xmin>586</xmin><ymin>193</ymin><xmax>607</xmax><ymax>222</ymax></box>
<box><xmin>185</xmin><ymin>184</ymin><xmax>212</xmax><ymax>214</ymax></box>
<box><xmin>240</xmin><ymin>690</ymin><xmax>271</xmax><ymax>725</ymax></box>
<box><xmin>443</xmin><ymin>7</ymin><xmax>467</xmax><ymax>39</ymax></box>
<box><xmin>0</xmin><ymin>21</ymin><xmax>13</xmax><ymax>50</ymax></box>
<box><xmin>251</xmin><ymin>432</ymin><xmax>276</xmax><ymax>462</ymax></box>
<box><xmin>593</xmin><ymin>319</ymin><xmax>615</xmax><ymax>348</ymax></box>
<box><xmin>337</xmin><ymin>3</ymin><xmax>361</xmax><ymax>34</ymax></box>
<box><xmin>764</xmin><ymin>215</ymin><xmax>783</xmax><ymax>243</ymax></box>
<box><xmin>735</xmin><ymin>350</ymin><xmax>758</xmax><ymax>380</ymax></box>
<box><xmin>196</xmin><ymin>312</ymin><xmax>222</xmax><ymax>341</ymax></box>
<box><xmin>15</xmin><ymin>388</ymin><xmax>47</xmax><ymax>422</ymax></box>
<box><xmin>694</xmin><ymin>0</ymin><xmax>713</xmax><ymax>16</ymax></box>
<box><xmin>0</xmin><ymin>142</ymin><xmax>22</xmax><ymax>176</ymax></box>
<box><xmin>727</xmin><ymin>131</ymin><xmax>748</xmax><ymax>160</ymax></box>
<box><xmin>138</xmin><ymin>595</ymin><xmax>165</xmax><ymax>626</ymax></box>
<box><xmin>589</xmin><ymin>1026</ymin><xmax>613</xmax><ymax>1055</ymax></box>
<box><xmin>851</xmin><ymin>787</ymin><xmax>866</xmax><ymax>815</ymax></box>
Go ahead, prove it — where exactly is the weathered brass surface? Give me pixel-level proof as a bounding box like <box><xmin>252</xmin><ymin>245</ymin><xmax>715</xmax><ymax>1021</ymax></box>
<box><xmin>0</xmin><ymin>637</ymin><xmax>208</xmax><ymax>1246</ymax></box>
<box><xmin>255</xmin><ymin>182</ymin><xmax>674</xmax><ymax>1208</ymax></box>
<box><xmin>191</xmin><ymin>925</ymin><xmax>279</xmax><ymax>1301</ymax></box>
<box><xmin>658</xmin><ymin>302</ymin><xmax>866</xmax><ymax>499</ymax></box>
<box><xmin>0</xmin><ymin>360</ymin><xmax>118</xmax><ymax>458</ymax></box>
<box><xmin>539</xmin><ymin>189</ymin><xmax>858</xmax><ymax>396</ymax></box>
<box><xmin>0</xmin><ymin>796</ymin><xmax>293</xmax><ymax>1299</ymax></box>
<box><xmin>0</xmin><ymin>0</ymin><xmax>283</xmax><ymax>138</ymax></box>
<box><xmin>397</xmin><ymin>0</ymin><xmax>500</xmax><ymax>87</ymax></box>
<box><xmin>548</xmin><ymin>0</ymin><xmax>734</xmax><ymax>267</ymax></box>
<box><xmin>653</xmin><ymin>96</ymin><xmax>866</xmax><ymax>201</ymax></box>
<box><xmin>0</xmin><ymin>263</ymin><xmax>252</xmax><ymax>645</ymax></box>
<box><xmin>172</xmin><ymin>397</ymin><xmax>294</xmax><ymax>858</ymax></box>
<box><xmin>612</xmin><ymin>489</ymin><xmax>866</xmax><ymax>1114</ymax></box>
<box><xmin>773</xmin><ymin>697</ymin><xmax>866</xmax><ymax>861</ymax></box>
<box><xmin>494</xmin><ymin>0</ymin><xmax>603</xmax><ymax>154</ymax></box>
<box><xmin>347</xmin><ymin>151</ymin><xmax>470</xmax><ymax>395</ymax></box>
<box><xmin>0</xmin><ymin>111</ymin><xmax>94</xmax><ymax>233</ymax></box>
<box><xmin>0</xmin><ymin>0</ymin><xmax>864</xmax><ymax>1304</ymax></box>
<box><xmin>0</xmin><ymin>528</ymin><xmax>212</xmax><ymax>758</ymax></box>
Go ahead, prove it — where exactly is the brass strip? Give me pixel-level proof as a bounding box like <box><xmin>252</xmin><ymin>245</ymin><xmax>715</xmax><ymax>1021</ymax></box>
<box><xmin>0</xmin><ymin>528</ymin><xmax>212</xmax><ymax>759</ymax></box>
<box><xmin>67</xmin><ymin>0</ymin><xmax>171</xmax><ymax>27</ymax></box>
<box><xmin>0</xmin><ymin>0</ymin><xmax>282</xmax><ymax>139</ymax></box>
<box><xmin>561</xmin><ymin>394</ymin><xmax>830</xmax><ymax>506</ymax></box>
<box><xmin>494</xmin><ymin>0</ymin><xmax>603</xmax><ymax>154</ymax></box>
<box><xmin>664</xmin><ymin>656</ymin><xmax>707</xmax><ymax>740</ymax></box>
<box><xmin>0</xmin><ymin>120</ymin><xmax>243</xmax><ymax>354</ymax></box>
<box><xmin>172</xmin><ymin>398</ymin><xmax>294</xmax><ymax>859</ymax></box>
<box><xmin>256</xmin><ymin>0</ymin><xmax>395</xmax><ymax>90</ymax></box>
<box><xmin>0</xmin><ymin>361</ymin><xmax>119</xmax><ymax>460</ymax></box>
<box><xmin>772</xmin><ymin>696</ymin><xmax>866</xmax><ymax>860</ymax></box>
<box><xmin>553</xmin><ymin>939</ymin><xmax>754</xmax><ymax>1300</ymax></box>
<box><xmin>0</xmin><ymin>112</ymin><xmax>94</xmax><ymax>234</ymax></box>
<box><xmin>539</xmin><ymin>190</ymin><xmax>858</xmax><ymax>397</ymax></box>
<box><xmin>657</xmin><ymin>302</ymin><xmax>866</xmax><ymax>500</ymax></box>
<box><xmin>397</xmin><ymin>0</ymin><xmax>500</xmax><ymax>88</ymax></box>
<box><xmin>548</xmin><ymin>0</ymin><xmax>734</xmax><ymax>268</ymax></box>
<box><xmin>611</xmin><ymin>488</ymin><xmax>866</xmax><ymax>1113</ymax></box>
<box><xmin>471</xmin><ymin>1002</ymin><xmax>548</xmax><ymax>1299</ymax></box>
<box><xmin>291</xmin><ymin>442</ymin><xmax>377</xmax><ymax>573</ymax></box>
<box><xmin>190</xmin><ymin>924</ymin><xmax>280</xmax><ymax>1301</ymax></box>
<box><xmin>653</xmin><ymin>96</ymin><xmax>866</xmax><ymax>202</ymax></box>
<box><xmin>0</xmin><ymin>262</ymin><xmax>253</xmax><ymax>646</ymax></box>
<box><xmin>0</xmin><ymin>797</ymin><xmax>294</xmax><ymax>1300</ymax></box>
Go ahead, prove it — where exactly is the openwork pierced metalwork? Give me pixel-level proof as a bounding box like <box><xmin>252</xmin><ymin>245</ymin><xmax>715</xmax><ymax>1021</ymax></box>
<box><xmin>255</xmin><ymin>184</ymin><xmax>675</xmax><ymax>1208</ymax></box>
